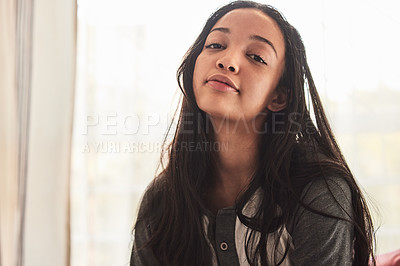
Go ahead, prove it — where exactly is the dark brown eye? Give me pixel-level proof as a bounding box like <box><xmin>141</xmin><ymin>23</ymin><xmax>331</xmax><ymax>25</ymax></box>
<box><xmin>249</xmin><ymin>54</ymin><xmax>267</xmax><ymax>65</ymax></box>
<box><xmin>205</xmin><ymin>43</ymin><xmax>223</xmax><ymax>49</ymax></box>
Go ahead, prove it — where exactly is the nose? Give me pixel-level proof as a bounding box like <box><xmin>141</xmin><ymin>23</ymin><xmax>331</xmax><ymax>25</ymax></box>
<box><xmin>216</xmin><ymin>52</ymin><xmax>239</xmax><ymax>74</ymax></box>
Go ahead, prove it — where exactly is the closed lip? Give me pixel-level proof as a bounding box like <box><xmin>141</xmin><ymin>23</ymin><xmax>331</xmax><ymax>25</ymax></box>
<box><xmin>206</xmin><ymin>74</ymin><xmax>239</xmax><ymax>92</ymax></box>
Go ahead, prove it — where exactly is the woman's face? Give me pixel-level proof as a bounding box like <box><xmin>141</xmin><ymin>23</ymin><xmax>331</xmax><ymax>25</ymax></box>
<box><xmin>193</xmin><ymin>8</ymin><xmax>286</xmax><ymax>124</ymax></box>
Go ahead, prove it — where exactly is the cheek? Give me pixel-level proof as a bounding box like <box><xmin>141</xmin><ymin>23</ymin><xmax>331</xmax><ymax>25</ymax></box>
<box><xmin>193</xmin><ymin>56</ymin><xmax>202</xmax><ymax>83</ymax></box>
<box><xmin>192</xmin><ymin>55</ymin><xmax>208</xmax><ymax>95</ymax></box>
<box><xmin>192</xmin><ymin>66</ymin><xmax>201</xmax><ymax>101</ymax></box>
<box><xmin>242</xmin><ymin>79</ymin><xmax>276</xmax><ymax>110</ymax></box>
<box><xmin>245</xmin><ymin>90</ymin><xmax>271</xmax><ymax>111</ymax></box>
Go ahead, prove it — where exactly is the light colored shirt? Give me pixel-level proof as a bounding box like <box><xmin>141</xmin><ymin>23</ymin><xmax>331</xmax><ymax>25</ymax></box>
<box><xmin>202</xmin><ymin>188</ymin><xmax>292</xmax><ymax>265</ymax></box>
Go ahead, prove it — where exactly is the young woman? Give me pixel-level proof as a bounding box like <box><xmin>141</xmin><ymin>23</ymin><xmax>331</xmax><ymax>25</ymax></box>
<box><xmin>131</xmin><ymin>1</ymin><xmax>375</xmax><ymax>265</ymax></box>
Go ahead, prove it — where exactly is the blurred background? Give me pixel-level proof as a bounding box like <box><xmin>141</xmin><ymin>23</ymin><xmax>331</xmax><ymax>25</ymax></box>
<box><xmin>1</xmin><ymin>0</ymin><xmax>399</xmax><ymax>265</ymax></box>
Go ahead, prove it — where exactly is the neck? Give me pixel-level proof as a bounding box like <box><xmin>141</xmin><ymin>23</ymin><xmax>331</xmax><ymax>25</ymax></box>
<box><xmin>205</xmin><ymin>115</ymin><xmax>264</xmax><ymax>213</ymax></box>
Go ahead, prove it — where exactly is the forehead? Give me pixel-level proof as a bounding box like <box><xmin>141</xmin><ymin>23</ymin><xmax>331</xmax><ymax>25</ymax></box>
<box><xmin>211</xmin><ymin>8</ymin><xmax>285</xmax><ymax>56</ymax></box>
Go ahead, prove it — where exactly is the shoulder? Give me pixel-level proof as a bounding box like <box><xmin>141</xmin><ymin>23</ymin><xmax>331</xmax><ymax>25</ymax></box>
<box><xmin>136</xmin><ymin>173</ymin><xmax>167</xmax><ymax>223</ymax></box>
<box><xmin>301</xmin><ymin>176</ymin><xmax>352</xmax><ymax>202</ymax></box>
<box><xmin>299</xmin><ymin>176</ymin><xmax>353</xmax><ymax>218</ymax></box>
<box><xmin>131</xmin><ymin>175</ymin><xmax>166</xmax><ymax>266</ymax></box>
<box><xmin>288</xmin><ymin>176</ymin><xmax>355</xmax><ymax>265</ymax></box>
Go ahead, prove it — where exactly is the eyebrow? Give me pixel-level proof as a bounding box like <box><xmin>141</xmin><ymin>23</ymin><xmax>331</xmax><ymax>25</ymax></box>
<box><xmin>209</xmin><ymin>27</ymin><xmax>277</xmax><ymax>57</ymax></box>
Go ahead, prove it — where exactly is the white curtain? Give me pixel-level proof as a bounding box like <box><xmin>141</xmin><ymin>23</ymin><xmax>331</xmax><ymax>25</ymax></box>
<box><xmin>23</xmin><ymin>0</ymin><xmax>77</xmax><ymax>265</ymax></box>
<box><xmin>0</xmin><ymin>0</ymin><xmax>19</xmax><ymax>265</ymax></box>
<box><xmin>0</xmin><ymin>0</ymin><xmax>77</xmax><ymax>265</ymax></box>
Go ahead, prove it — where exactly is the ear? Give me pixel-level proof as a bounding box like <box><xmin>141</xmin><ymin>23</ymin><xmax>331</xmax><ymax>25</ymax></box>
<box><xmin>266</xmin><ymin>87</ymin><xmax>288</xmax><ymax>112</ymax></box>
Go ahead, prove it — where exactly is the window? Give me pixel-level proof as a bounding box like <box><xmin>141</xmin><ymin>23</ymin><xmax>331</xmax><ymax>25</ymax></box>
<box><xmin>71</xmin><ymin>1</ymin><xmax>400</xmax><ymax>265</ymax></box>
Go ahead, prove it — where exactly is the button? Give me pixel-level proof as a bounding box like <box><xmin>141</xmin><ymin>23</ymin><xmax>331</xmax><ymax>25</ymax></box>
<box><xmin>220</xmin><ymin>241</ymin><xmax>228</xmax><ymax>251</ymax></box>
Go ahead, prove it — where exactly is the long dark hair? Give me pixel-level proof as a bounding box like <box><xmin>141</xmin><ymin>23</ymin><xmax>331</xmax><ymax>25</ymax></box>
<box><xmin>134</xmin><ymin>1</ymin><xmax>375</xmax><ymax>265</ymax></box>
